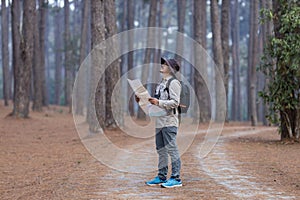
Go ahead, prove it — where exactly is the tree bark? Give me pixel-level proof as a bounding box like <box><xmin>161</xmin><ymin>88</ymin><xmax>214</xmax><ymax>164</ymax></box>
<box><xmin>194</xmin><ymin>0</ymin><xmax>210</xmax><ymax>122</ymax></box>
<box><xmin>175</xmin><ymin>0</ymin><xmax>186</xmax><ymax>64</ymax></box>
<box><xmin>249</xmin><ymin>0</ymin><xmax>259</xmax><ymax>126</ymax></box>
<box><xmin>89</xmin><ymin>0</ymin><xmax>105</xmax><ymax>133</ymax></box>
<box><xmin>39</xmin><ymin>0</ymin><xmax>48</xmax><ymax>106</ymax></box>
<box><xmin>210</xmin><ymin>0</ymin><xmax>225</xmax><ymax>122</ymax></box>
<box><xmin>296</xmin><ymin>99</ymin><xmax>300</xmax><ymax>140</ymax></box>
<box><xmin>54</xmin><ymin>6</ymin><xmax>63</xmax><ymax>105</ymax></box>
<box><xmin>32</xmin><ymin>2</ymin><xmax>43</xmax><ymax>112</ymax></box>
<box><xmin>154</xmin><ymin>0</ymin><xmax>163</xmax><ymax>65</ymax></box>
<box><xmin>104</xmin><ymin>0</ymin><xmax>122</xmax><ymax>129</ymax></box>
<box><xmin>64</xmin><ymin>0</ymin><xmax>72</xmax><ymax>108</ymax></box>
<box><xmin>11</xmin><ymin>0</ymin><xmax>21</xmax><ymax>108</ymax></box>
<box><xmin>76</xmin><ymin>0</ymin><xmax>90</xmax><ymax>115</ymax></box>
<box><xmin>221</xmin><ymin>0</ymin><xmax>230</xmax><ymax>121</ymax></box>
<box><xmin>257</xmin><ymin>19</ymin><xmax>265</xmax><ymax>123</ymax></box>
<box><xmin>230</xmin><ymin>0</ymin><xmax>241</xmax><ymax>121</ymax></box>
<box><xmin>138</xmin><ymin>0</ymin><xmax>157</xmax><ymax>119</ymax></box>
<box><xmin>1</xmin><ymin>0</ymin><xmax>10</xmax><ymax>106</ymax></box>
<box><xmin>12</xmin><ymin>0</ymin><xmax>36</xmax><ymax>118</ymax></box>
<box><xmin>127</xmin><ymin>0</ymin><xmax>135</xmax><ymax>116</ymax></box>
<box><xmin>247</xmin><ymin>0</ymin><xmax>254</xmax><ymax>121</ymax></box>
<box><xmin>261</xmin><ymin>0</ymin><xmax>273</xmax><ymax>125</ymax></box>
<box><xmin>152</xmin><ymin>0</ymin><xmax>163</xmax><ymax>84</ymax></box>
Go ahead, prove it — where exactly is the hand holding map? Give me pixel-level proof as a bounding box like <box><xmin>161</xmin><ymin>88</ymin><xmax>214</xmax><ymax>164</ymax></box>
<box><xmin>127</xmin><ymin>79</ymin><xmax>167</xmax><ymax>116</ymax></box>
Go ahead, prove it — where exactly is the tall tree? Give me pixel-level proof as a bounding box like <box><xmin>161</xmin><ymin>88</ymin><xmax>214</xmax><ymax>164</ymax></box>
<box><xmin>230</xmin><ymin>0</ymin><xmax>241</xmax><ymax>121</ymax></box>
<box><xmin>11</xmin><ymin>0</ymin><xmax>21</xmax><ymax>106</ymax></box>
<box><xmin>257</xmin><ymin>30</ymin><xmax>265</xmax><ymax>123</ymax></box>
<box><xmin>152</xmin><ymin>0</ymin><xmax>163</xmax><ymax>85</ymax></box>
<box><xmin>194</xmin><ymin>0</ymin><xmax>210</xmax><ymax>122</ymax></box>
<box><xmin>12</xmin><ymin>0</ymin><xmax>36</xmax><ymax>117</ymax></box>
<box><xmin>175</xmin><ymin>0</ymin><xmax>186</xmax><ymax>64</ymax></box>
<box><xmin>76</xmin><ymin>0</ymin><xmax>90</xmax><ymax>115</ymax></box>
<box><xmin>154</xmin><ymin>0</ymin><xmax>163</xmax><ymax>64</ymax></box>
<box><xmin>89</xmin><ymin>0</ymin><xmax>105</xmax><ymax>133</ymax></box>
<box><xmin>246</xmin><ymin>0</ymin><xmax>253</xmax><ymax>121</ymax></box>
<box><xmin>32</xmin><ymin>1</ymin><xmax>43</xmax><ymax>111</ymax></box>
<box><xmin>127</xmin><ymin>0</ymin><xmax>135</xmax><ymax>116</ymax></box>
<box><xmin>54</xmin><ymin>5</ymin><xmax>63</xmax><ymax>105</ymax></box>
<box><xmin>221</xmin><ymin>0</ymin><xmax>230</xmax><ymax>121</ymax></box>
<box><xmin>260</xmin><ymin>0</ymin><xmax>273</xmax><ymax>125</ymax></box>
<box><xmin>211</xmin><ymin>0</ymin><xmax>225</xmax><ymax>122</ymax></box>
<box><xmin>104</xmin><ymin>0</ymin><xmax>122</xmax><ymax>128</ymax></box>
<box><xmin>64</xmin><ymin>0</ymin><xmax>72</xmax><ymax>109</ymax></box>
<box><xmin>249</xmin><ymin>0</ymin><xmax>259</xmax><ymax>126</ymax></box>
<box><xmin>39</xmin><ymin>0</ymin><xmax>48</xmax><ymax>106</ymax></box>
<box><xmin>260</xmin><ymin>0</ymin><xmax>300</xmax><ymax>140</ymax></box>
<box><xmin>1</xmin><ymin>0</ymin><xmax>10</xmax><ymax>106</ymax></box>
<box><xmin>138</xmin><ymin>0</ymin><xmax>157</xmax><ymax>119</ymax></box>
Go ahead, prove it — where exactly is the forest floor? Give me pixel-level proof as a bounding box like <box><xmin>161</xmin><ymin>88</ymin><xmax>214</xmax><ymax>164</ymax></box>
<box><xmin>0</xmin><ymin>103</ymin><xmax>299</xmax><ymax>200</ymax></box>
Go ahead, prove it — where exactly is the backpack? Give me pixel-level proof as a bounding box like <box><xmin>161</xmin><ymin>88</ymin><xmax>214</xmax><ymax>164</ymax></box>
<box><xmin>164</xmin><ymin>77</ymin><xmax>190</xmax><ymax>114</ymax></box>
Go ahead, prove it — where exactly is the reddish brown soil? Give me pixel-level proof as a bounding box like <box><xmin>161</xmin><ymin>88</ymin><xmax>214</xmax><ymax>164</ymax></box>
<box><xmin>0</xmin><ymin>104</ymin><xmax>299</xmax><ymax>199</ymax></box>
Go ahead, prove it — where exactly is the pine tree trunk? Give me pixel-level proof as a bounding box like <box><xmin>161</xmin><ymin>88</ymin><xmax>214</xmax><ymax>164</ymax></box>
<box><xmin>64</xmin><ymin>0</ymin><xmax>72</xmax><ymax>107</ymax></box>
<box><xmin>210</xmin><ymin>0</ymin><xmax>225</xmax><ymax>122</ymax></box>
<box><xmin>127</xmin><ymin>0</ymin><xmax>135</xmax><ymax>116</ymax></box>
<box><xmin>175</xmin><ymin>0</ymin><xmax>186</xmax><ymax>64</ymax></box>
<box><xmin>152</xmin><ymin>0</ymin><xmax>163</xmax><ymax>84</ymax></box>
<box><xmin>32</xmin><ymin>3</ymin><xmax>43</xmax><ymax>112</ymax></box>
<box><xmin>76</xmin><ymin>0</ymin><xmax>90</xmax><ymax>115</ymax></box>
<box><xmin>296</xmin><ymin>100</ymin><xmax>300</xmax><ymax>140</ymax></box>
<box><xmin>39</xmin><ymin>0</ymin><xmax>48</xmax><ymax>106</ymax></box>
<box><xmin>138</xmin><ymin>0</ymin><xmax>157</xmax><ymax>120</ymax></box>
<box><xmin>89</xmin><ymin>0</ymin><xmax>105</xmax><ymax>133</ymax></box>
<box><xmin>247</xmin><ymin>0</ymin><xmax>254</xmax><ymax>121</ymax></box>
<box><xmin>249</xmin><ymin>0</ymin><xmax>259</xmax><ymax>126</ymax></box>
<box><xmin>12</xmin><ymin>0</ymin><xmax>36</xmax><ymax>118</ymax></box>
<box><xmin>11</xmin><ymin>0</ymin><xmax>21</xmax><ymax>107</ymax></box>
<box><xmin>45</xmin><ymin>8</ymin><xmax>51</xmax><ymax>104</ymax></box>
<box><xmin>261</xmin><ymin>0</ymin><xmax>273</xmax><ymax>125</ymax></box>
<box><xmin>104</xmin><ymin>0</ymin><xmax>122</xmax><ymax>128</ymax></box>
<box><xmin>54</xmin><ymin>6</ymin><xmax>63</xmax><ymax>105</ymax></box>
<box><xmin>221</xmin><ymin>0</ymin><xmax>230</xmax><ymax>121</ymax></box>
<box><xmin>194</xmin><ymin>0</ymin><xmax>210</xmax><ymax>122</ymax></box>
<box><xmin>257</xmin><ymin>26</ymin><xmax>265</xmax><ymax>123</ymax></box>
<box><xmin>1</xmin><ymin>0</ymin><xmax>10</xmax><ymax>106</ymax></box>
<box><xmin>154</xmin><ymin>0</ymin><xmax>164</xmax><ymax>64</ymax></box>
<box><xmin>230</xmin><ymin>0</ymin><xmax>241</xmax><ymax>121</ymax></box>
<box><xmin>71</xmin><ymin>0</ymin><xmax>81</xmax><ymax>112</ymax></box>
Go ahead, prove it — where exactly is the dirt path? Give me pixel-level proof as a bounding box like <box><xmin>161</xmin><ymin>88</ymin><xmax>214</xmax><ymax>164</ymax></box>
<box><xmin>200</xmin><ymin>129</ymin><xmax>296</xmax><ymax>199</ymax></box>
<box><xmin>0</xmin><ymin>105</ymin><xmax>299</xmax><ymax>199</ymax></box>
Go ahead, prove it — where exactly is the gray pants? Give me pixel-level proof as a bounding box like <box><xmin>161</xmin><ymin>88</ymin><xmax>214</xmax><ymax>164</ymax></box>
<box><xmin>156</xmin><ymin>126</ymin><xmax>181</xmax><ymax>180</ymax></box>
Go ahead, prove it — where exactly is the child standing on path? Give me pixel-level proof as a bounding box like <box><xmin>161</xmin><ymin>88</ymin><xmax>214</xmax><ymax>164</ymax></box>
<box><xmin>136</xmin><ymin>57</ymin><xmax>182</xmax><ymax>188</ymax></box>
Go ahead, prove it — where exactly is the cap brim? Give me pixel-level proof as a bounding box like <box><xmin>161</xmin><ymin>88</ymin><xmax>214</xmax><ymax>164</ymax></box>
<box><xmin>161</xmin><ymin>57</ymin><xmax>167</xmax><ymax>65</ymax></box>
<box><xmin>161</xmin><ymin>57</ymin><xmax>171</xmax><ymax>67</ymax></box>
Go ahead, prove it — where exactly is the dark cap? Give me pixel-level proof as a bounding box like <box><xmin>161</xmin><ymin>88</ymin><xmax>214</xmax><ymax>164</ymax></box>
<box><xmin>161</xmin><ymin>57</ymin><xmax>180</xmax><ymax>73</ymax></box>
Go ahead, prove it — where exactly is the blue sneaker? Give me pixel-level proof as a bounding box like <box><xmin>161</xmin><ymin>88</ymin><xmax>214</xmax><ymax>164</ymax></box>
<box><xmin>161</xmin><ymin>178</ymin><xmax>182</xmax><ymax>188</ymax></box>
<box><xmin>145</xmin><ymin>176</ymin><xmax>166</xmax><ymax>186</ymax></box>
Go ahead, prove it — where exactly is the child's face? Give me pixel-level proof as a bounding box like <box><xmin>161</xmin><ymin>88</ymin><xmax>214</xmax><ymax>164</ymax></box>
<box><xmin>160</xmin><ymin>64</ymin><xmax>171</xmax><ymax>74</ymax></box>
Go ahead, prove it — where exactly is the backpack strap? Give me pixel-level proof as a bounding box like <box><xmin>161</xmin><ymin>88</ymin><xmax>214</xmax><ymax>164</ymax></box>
<box><xmin>164</xmin><ymin>77</ymin><xmax>177</xmax><ymax>114</ymax></box>
<box><xmin>154</xmin><ymin>79</ymin><xmax>164</xmax><ymax>99</ymax></box>
<box><xmin>164</xmin><ymin>77</ymin><xmax>176</xmax><ymax>99</ymax></box>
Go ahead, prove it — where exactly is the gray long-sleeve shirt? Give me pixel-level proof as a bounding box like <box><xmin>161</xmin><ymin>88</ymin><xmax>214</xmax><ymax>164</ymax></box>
<box><xmin>155</xmin><ymin>75</ymin><xmax>181</xmax><ymax>128</ymax></box>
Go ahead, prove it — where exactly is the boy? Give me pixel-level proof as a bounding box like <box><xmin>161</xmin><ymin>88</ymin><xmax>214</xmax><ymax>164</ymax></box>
<box><xmin>136</xmin><ymin>57</ymin><xmax>182</xmax><ymax>188</ymax></box>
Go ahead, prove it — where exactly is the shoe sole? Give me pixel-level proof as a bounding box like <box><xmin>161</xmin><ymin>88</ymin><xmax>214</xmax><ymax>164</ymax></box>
<box><xmin>145</xmin><ymin>182</ymin><xmax>165</xmax><ymax>186</ymax></box>
<box><xmin>161</xmin><ymin>184</ymin><xmax>182</xmax><ymax>188</ymax></box>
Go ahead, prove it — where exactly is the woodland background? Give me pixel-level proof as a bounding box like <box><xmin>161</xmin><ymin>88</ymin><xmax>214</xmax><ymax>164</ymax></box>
<box><xmin>0</xmin><ymin>0</ymin><xmax>299</xmax><ymax>140</ymax></box>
